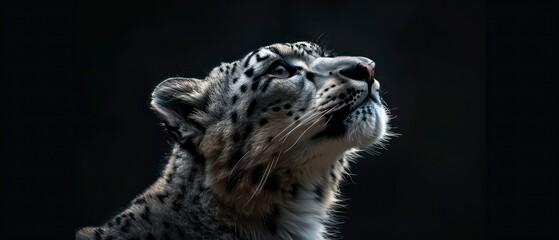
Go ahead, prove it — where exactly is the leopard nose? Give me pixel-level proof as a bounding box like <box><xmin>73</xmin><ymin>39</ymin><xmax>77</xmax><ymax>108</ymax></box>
<box><xmin>339</xmin><ymin>62</ymin><xmax>375</xmax><ymax>86</ymax></box>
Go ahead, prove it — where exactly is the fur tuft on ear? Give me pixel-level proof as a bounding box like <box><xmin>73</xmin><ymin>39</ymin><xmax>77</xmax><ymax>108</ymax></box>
<box><xmin>150</xmin><ymin>77</ymin><xmax>209</xmax><ymax>145</ymax></box>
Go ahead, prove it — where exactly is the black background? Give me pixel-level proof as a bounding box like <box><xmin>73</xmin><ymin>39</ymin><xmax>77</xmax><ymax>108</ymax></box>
<box><xmin>1</xmin><ymin>0</ymin><xmax>557</xmax><ymax>239</ymax></box>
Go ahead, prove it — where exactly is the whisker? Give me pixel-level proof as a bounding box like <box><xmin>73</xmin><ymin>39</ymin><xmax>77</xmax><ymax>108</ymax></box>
<box><xmin>227</xmin><ymin>150</ymin><xmax>253</xmax><ymax>180</ymax></box>
<box><xmin>278</xmin><ymin>110</ymin><xmax>324</xmax><ymax>143</ymax></box>
<box><xmin>272</xmin><ymin>109</ymin><xmax>320</xmax><ymax>141</ymax></box>
<box><xmin>283</xmin><ymin>103</ymin><xmax>343</xmax><ymax>152</ymax></box>
<box><xmin>249</xmin><ymin>152</ymin><xmax>281</xmax><ymax>204</ymax></box>
<box><xmin>283</xmin><ymin>112</ymin><xmax>327</xmax><ymax>152</ymax></box>
<box><xmin>243</xmin><ymin>157</ymin><xmax>273</xmax><ymax>207</ymax></box>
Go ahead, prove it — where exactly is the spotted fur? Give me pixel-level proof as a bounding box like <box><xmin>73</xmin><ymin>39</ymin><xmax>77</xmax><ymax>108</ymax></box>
<box><xmin>77</xmin><ymin>41</ymin><xmax>392</xmax><ymax>240</ymax></box>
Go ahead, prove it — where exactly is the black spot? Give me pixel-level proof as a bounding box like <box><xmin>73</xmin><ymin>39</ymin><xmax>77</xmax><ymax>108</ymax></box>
<box><xmin>227</xmin><ymin>171</ymin><xmax>245</xmax><ymax>192</ymax></box>
<box><xmin>232</xmin><ymin>77</ymin><xmax>238</xmax><ymax>83</ymax></box>
<box><xmin>264</xmin><ymin>204</ymin><xmax>279</xmax><ymax>233</ymax></box>
<box><xmin>141</xmin><ymin>206</ymin><xmax>152</xmax><ymax>225</ymax></box>
<box><xmin>120</xmin><ymin>219</ymin><xmax>130</xmax><ymax>233</ymax></box>
<box><xmin>272</xmin><ymin>107</ymin><xmax>281</xmax><ymax>112</ymax></box>
<box><xmin>251</xmin><ymin>80</ymin><xmax>260</xmax><ymax>91</ymax></box>
<box><xmin>173</xmin><ymin>191</ymin><xmax>185</xmax><ymax>212</ymax></box>
<box><xmin>232</xmin><ymin>95</ymin><xmax>238</xmax><ymax>104</ymax></box>
<box><xmin>331</xmin><ymin>84</ymin><xmax>336</xmax><ymax>88</ymax></box>
<box><xmin>289</xmin><ymin>184</ymin><xmax>299</xmax><ymax>198</ymax></box>
<box><xmin>240</xmin><ymin>84</ymin><xmax>247</xmax><ymax>92</ymax></box>
<box><xmin>299</xmin><ymin>108</ymin><xmax>306</xmax><ymax>112</ymax></box>
<box><xmin>256</xmin><ymin>54</ymin><xmax>269</xmax><ymax>62</ymax></box>
<box><xmin>128</xmin><ymin>212</ymin><xmax>135</xmax><ymax>220</ymax></box>
<box><xmin>132</xmin><ymin>197</ymin><xmax>146</xmax><ymax>205</ymax></box>
<box><xmin>107</xmin><ymin>221</ymin><xmax>114</xmax><ymax>228</ymax></box>
<box><xmin>283</xmin><ymin>103</ymin><xmax>291</xmax><ymax>109</ymax></box>
<box><xmin>244</xmin><ymin>51</ymin><xmax>257</xmax><ymax>67</ymax></box>
<box><xmin>306</xmin><ymin>72</ymin><xmax>315</xmax><ymax>82</ymax></box>
<box><xmin>251</xmin><ymin>164</ymin><xmax>265</xmax><ymax>184</ymax></box>
<box><xmin>156</xmin><ymin>192</ymin><xmax>169</xmax><ymax>203</ymax></box>
<box><xmin>233</xmin><ymin>131</ymin><xmax>241</xmax><ymax>142</ymax></box>
<box><xmin>267</xmin><ymin>136</ymin><xmax>274</xmax><ymax>142</ymax></box>
<box><xmin>259</xmin><ymin>118</ymin><xmax>268</xmax><ymax>126</ymax></box>
<box><xmin>265</xmin><ymin>175</ymin><xmax>279</xmax><ymax>191</ymax></box>
<box><xmin>246</xmin><ymin>99</ymin><xmax>257</xmax><ymax>117</ymax></box>
<box><xmin>261</xmin><ymin>78</ymin><xmax>273</xmax><ymax>92</ymax></box>
<box><xmin>294</xmin><ymin>116</ymin><xmax>300</xmax><ymax>120</ymax></box>
<box><xmin>287</xmin><ymin>111</ymin><xmax>293</xmax><ymax>116</ymax></box>
<box><xmin>324</xmin><ymin>88</ymin><xmax>329</xmax><ymax>92</ymax></box>
<box><xmin>331</xmin><ymin>171</ymin><xmax>337</xmax><ymax>182</ymax></box>
<box><xmin>244</xmin><ymin>68</ymin><xmax>254</xmax><ymax>77</ymax></box>
<box><xmin>228</xmin><ymin>150</ymin><xmax>243</xmax><ymax>168</ymax></box>
<box><xmin>339</xmin><ymin>93</ymin><xmax>347</xmax><ymax>99</ymax></box>
<box><xmin>243</xmin><ymin>124</ymin><xmax>253</xmax><ymax>139</ymax></box>
<box><xmin>231</xmin><ymin>112</ymin><xmax>238</xmax><ymax>123</ymax></box>
<box><xmin>115</xmin><ymin>216</ymin><xmax>122</xmax><ymax>225</ymax></box>
<box><xmin>104</xmin><ymin>236</ymin><xmax>114</xmax><ymax>240</ymax></box>
<box><xmin>162</xmin><ymin>221</ymin><xmax>171</xmax><ymax>229</ymax></box>
<box><xmin>146</xmin><ymin>233</ymin><xmax>156</xmax><ymax>240</ymax></box>
<box><xmin>268</xmin><ymin>47</ymin><xmax>280</xmax><ymax>55</ymax></box>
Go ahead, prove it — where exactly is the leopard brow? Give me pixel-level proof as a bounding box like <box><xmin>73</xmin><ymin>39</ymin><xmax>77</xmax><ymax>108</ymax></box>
<box><xmin>243</xmin><ymin>50</ymin><xmax>259</xmax><ymax>68</ymax></box>
<box><xmin>274</xmin><ymin>45</ymin><xmax>311</xmax><ymax>62</ymax></box>
<box><xmin>243</xmin><ymin>48</ymin><xmax>280</xmax><ymax>68</ymax></box>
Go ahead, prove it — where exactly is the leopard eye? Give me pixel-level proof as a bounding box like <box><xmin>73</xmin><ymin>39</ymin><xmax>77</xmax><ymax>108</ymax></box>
<box><xmin>267</xmin><ymin>61</ymin><xmax>292</xmax><ymax>78</ymax></box>
<box><xmin>270</xmin><ymin>65</ymin><xmax>288</xmax><ymax>77</ymax></box>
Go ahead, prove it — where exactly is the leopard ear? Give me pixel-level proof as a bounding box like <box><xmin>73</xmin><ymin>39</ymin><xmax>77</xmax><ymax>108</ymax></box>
<box><xmin>150</xmin><ymin>77</ymin><xmax>209</xmax><ymax>145</ymax></box>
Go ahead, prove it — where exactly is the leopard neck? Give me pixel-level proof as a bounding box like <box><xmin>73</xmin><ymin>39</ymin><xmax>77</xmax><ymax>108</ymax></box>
<box><xmin>164</xmin><ymin>143</ymin><xmax>347</xmax><ymax>239</ymax></box>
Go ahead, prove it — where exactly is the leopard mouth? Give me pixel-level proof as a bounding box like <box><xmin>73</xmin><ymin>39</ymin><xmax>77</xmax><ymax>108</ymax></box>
<box><xmin>311</xmin><ymin>97</ymin><xmax>374</xmax><ymax>139</ymax></box>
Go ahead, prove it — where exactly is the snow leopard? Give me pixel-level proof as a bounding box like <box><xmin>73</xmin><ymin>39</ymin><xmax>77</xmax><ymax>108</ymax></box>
<box><xmin>77</xmin><ymin>41</ymin><xmax>391</xmax><ymax>240</ymax></box>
